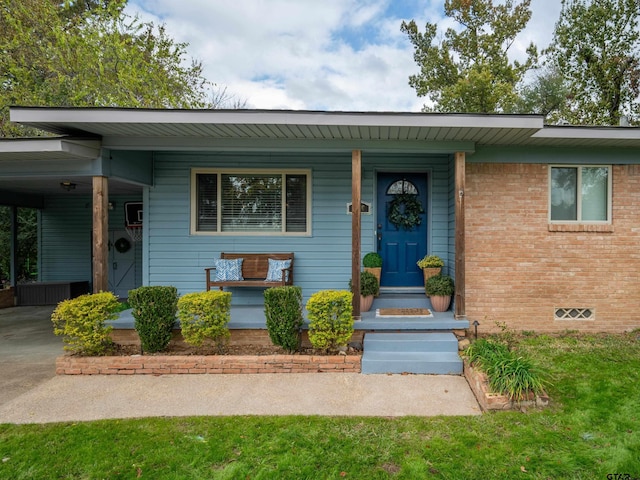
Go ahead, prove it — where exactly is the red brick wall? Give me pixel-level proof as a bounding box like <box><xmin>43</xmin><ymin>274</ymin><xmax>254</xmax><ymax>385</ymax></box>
<box><xmin>465</xmin><ymin>163</ymin><xmax>640</xmax><ymax>333</ymax></box>
<box><xmin>56</xmin><ymin>354</ymin><xmax>361</xmax><ymax>375</ymax></box>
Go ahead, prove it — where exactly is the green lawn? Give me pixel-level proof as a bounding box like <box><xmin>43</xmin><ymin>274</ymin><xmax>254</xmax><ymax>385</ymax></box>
<box><xmin>1</xmin><ymin>332</ymin><xmax>639</xmax><ymax>479</ymax></box>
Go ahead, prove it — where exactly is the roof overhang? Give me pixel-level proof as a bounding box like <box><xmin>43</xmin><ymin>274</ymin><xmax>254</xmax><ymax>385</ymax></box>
<box><xmin>0</xmin><ymin>137</ymin><xmax>143</xmax><ymax>201</ymax></box>
<box><xmin>10</xmin><ymin>107</ymin><xmax>545</xmax><ymax>152</ymax></box>
<box><xmin>0</xmin><ymin>137</ymin><xmax>101</xmax><ymax>161</ymax></box>
<box><xmin>8</xmin><ymin>107</ymin><xmax>640</xmax><ymax>149</ymax></box>
<box><xmin>528</xmin><ymin>125</ymin><xmax>640</xmax><ymax>148</ymax></box>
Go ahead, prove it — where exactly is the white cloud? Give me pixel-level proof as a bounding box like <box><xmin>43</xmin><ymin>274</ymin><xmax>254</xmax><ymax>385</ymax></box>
<box><xmin>126</xmin><ymin>0</ymin><xmax>564</xmax><ymax>112</ymax></box>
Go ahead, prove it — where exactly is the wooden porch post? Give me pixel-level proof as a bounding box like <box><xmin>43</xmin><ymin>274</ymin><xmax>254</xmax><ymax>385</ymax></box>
<box><xmin>92</xmin><ymin>176</ymin><xmax>109</xmax><ymax>293</ymax></box>
<box><xmin>352</xmin><ymin>150</ymin><xmax>362</xmax><ymax>320</ymax></box>
<box><xmin>454</xmin><ymin>152</ymin><xmax>466</xmax><ymax>319</ymax></box>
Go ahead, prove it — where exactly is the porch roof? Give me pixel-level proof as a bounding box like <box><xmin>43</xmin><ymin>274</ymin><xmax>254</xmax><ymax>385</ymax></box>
<box><xmin>0</xmin><ymin>137</ymin><xmax>100</xmax><ymax>161</ymax></box>
<box><xmin>9</xmin><ymin>107</ymin><xmax>542</xmax><ymax>146</ymax></box>
<box><xmin>9</xmin><ymin>107</ymin><xmax>640</xmax><ymax>149</ymax></box>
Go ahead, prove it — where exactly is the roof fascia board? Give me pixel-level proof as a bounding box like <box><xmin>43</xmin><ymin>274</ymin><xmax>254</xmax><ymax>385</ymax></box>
<box><xmin>533</xmin><ymin>126</ymin><xmax>640</xmax><ymax>140</ymax></box>
<box><xmin>10</xmin><ymin>107</ymin><xmax>543</xmax><ymax>130</ymax></box>
<box><xmin>0</xmin><ymin>138</ymin><xmax>100</xmax><ymax>159</ymax></box>
<box><xmin>101</xmin><ymin>136</ymin><xmax>476</xmax><ymax>154</ymax></box>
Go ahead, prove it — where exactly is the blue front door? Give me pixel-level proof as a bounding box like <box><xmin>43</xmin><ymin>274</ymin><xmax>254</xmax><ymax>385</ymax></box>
<box><xmin>377</xmin><ymin>172</ymin><xmax>428</xmax><ymax>287</ymax></box>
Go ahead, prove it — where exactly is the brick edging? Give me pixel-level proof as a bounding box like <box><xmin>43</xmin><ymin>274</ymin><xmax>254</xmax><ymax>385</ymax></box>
<box><xmin>56</xmin><ymin>354</ymin><xmax>361</xmax><ymax>375</ymax></box>
<box><xmin>463</xmin><ymin>359</ymin><xmax>548</xmax><ymax>411</ymax></box>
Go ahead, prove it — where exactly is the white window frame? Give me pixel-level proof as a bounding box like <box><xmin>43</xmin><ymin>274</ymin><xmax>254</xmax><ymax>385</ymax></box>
<box><xmin>548</xmin><ymin>165</ymin><xmax>612</xmax><ymax>224</ymax></box>
<box><xmin>190</xmin><ymin>168</ymin><xmax>312</xmax><ymax>236</ymax></box>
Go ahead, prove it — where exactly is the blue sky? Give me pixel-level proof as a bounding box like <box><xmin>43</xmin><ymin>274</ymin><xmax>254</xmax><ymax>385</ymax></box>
<box><xmin>127</xmin><ymin>0</ymin><xmax>562</xmax><ymax>111</ymax></box>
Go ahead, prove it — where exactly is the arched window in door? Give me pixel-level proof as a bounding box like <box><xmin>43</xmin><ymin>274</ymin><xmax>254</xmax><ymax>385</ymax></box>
<box><xmin>386</xmin><ymin>179</ymin><xmax>418</xmax><ymax>195</ymax></box>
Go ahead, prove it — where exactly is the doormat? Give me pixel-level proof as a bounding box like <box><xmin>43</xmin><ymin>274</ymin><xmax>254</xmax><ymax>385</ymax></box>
<box><xmin>376</xmin><ymin>308</ymin><xmax>433</xmax><ymax>318</ymax></box>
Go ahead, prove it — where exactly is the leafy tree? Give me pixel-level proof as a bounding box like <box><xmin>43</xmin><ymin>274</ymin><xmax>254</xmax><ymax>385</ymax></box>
<box><xmin>0</xmin><ymin>0</ymin><xmax>211</xmax><ymax>137</ymax></box>
<box><xmin>0</xmin><ymin>0</ymin><xmax>237</xmax><ymax>284</ymax></box>
<box><xmin>59</xmin><ymin>0</ymin><xmax>116</xmax><ymax>21</ymax></box>
<box><xmin>401</xmin><ymin>0</ymin><xmax>538</xmax><ymax>113</ymax></box>
<box><xmin>516</xmin><ymin>66</ymin><xmax>570</xmax><ymax>122</ymax></box>
<box><xmin>0</xmin><ymin>208</ymin><xmax>38</xmax><ymax>284</ymax></box>
<box><xmin>548</xmin><ymin>0</ymin><xmax>640</xmax><ymax>125</ymax></box>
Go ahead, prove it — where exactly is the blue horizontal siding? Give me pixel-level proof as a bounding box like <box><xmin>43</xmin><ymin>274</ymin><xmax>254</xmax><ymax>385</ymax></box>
<box><xmin>40</xmin><ymin>194</ymin><xmax>143</xmax><ymax>288</ymax></box>
<box><xmin>148</xmin><ymin>152</ymin><xmax>453</xmax><ymax>303</ymax></box>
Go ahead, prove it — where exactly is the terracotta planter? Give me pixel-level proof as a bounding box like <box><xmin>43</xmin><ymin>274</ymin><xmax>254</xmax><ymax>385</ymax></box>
<box><xmin>360</xmin><ymin>294</ymin><xmax>374</xmax><ymax>312</ymax></box>
<box><xmin>422</xmin><ymin>267</ymin><xmax>442</xmax><ymax>285</ymax></box>
<box><xmin>430</xmin><ymin>295</ymin><xmax>451</xmax><ymax>312</ymax></box>
<box><xmin>422</xmin><ymin>267</ymin><xmax>442</xmax><ymax>297</ymax></box>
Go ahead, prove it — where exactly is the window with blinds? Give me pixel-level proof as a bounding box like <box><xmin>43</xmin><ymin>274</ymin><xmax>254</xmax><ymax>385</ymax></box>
<box><xmin>550</xmin><ymin>165</ymin><xmax>611</xmax><ymax>223</ymax></box>
<box><xmin>192</xmin><ymin>169</ymin><xmax>310</xmax><ymax>235</ymax></box>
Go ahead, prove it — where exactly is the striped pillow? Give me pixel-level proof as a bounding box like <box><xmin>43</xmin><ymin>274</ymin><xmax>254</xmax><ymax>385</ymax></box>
<box><xmin>265</xmin><ymin>258</ymin><xmax>291</xmax><ymax>282</ymax></box>
<box><xmin>215</xmin><ymin>258</ymin><xmax>244</xmax><ymax>281</ymax></box>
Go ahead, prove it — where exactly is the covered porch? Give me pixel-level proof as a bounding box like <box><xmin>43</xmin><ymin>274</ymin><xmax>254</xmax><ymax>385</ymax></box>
<box><xmin>3</xmin><ymin>108</ymin><xmax>545</xmax><ymax>320</ymax></box>
<box><xmin>109</xmin><ymin>292</ymin><xmax>468</xmax><ymax>375</ymax></box>
<box><xmin>111</xmin><ymin>291</ymin><xmax>467</xmax><ymax>332</ymax></box>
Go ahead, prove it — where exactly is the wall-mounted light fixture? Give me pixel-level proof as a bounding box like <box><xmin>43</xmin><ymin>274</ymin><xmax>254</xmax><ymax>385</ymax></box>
<box><xmin>60</xmin><ymin>181</ymin><xmax>76</xmax><ymax>192</ymax></box>
<box><xmin>108</xmin><ymin>202</ymin><xmax>116</xmax><ymax>210</ymax></box>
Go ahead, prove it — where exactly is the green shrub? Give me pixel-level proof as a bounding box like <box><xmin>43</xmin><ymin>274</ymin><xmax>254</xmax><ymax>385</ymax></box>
<box><xmin>114</xmin><ymin>301</ymin><xmax>131</xmax><ymax>313</ymax></box>
<box><xmin>128</xmin><ymin>286</ymin><xmax>178</xmax><ymax>353</ymax></box>
<box><xmin>306</xmin><ymin>290</ymin><xmax>353</xmax><ymax>352</ymax></box>
<box><xmin>177</xmin><ymin>290</ymin><xmax>231</xmax><ymax>351</ymax></box>
<box><xmin>348</xmin><ymin>270</ymin><xmax>379</xmax><ymax>297</ymax></box>
<box><xmin>362</xmin><ymin>252</ymin><xmax>382</xmax><ymax>268</ymax></box>
<box><xmin>416</xmin><ymin>254</ymin><xmax>444</xmax><ymax>268</ymax></box>
<box><xmin>485</xmin><ymin>353</ymin><xmax>547</xmax><ymax>401</ymax></box>
<box><xmin>264</xmin><ymin>286</ymin><xmax>303</xmax><ymax>352</ymax></box>
<box><xmin>425</xmin><ymin>274</ymin><xmax>454</xmax><ymax>296</ymax></box>
<box><xmin>464</xmin><ymin>338</ymin><xmax>548</xmax><ymax>401</ymax></box>
<box><xmin>51</xmin><ymin>292</ymin><xmax>119</xmax><ymax>355</ymax></box>
<box><xmin>464</xmin><ymin>338</ymin><xmax>510</xmax><ymax>369</ymax></box>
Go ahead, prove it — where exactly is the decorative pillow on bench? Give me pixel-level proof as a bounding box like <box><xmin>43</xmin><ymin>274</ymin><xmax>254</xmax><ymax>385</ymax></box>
<box><xmin>265</xmin><ymin>258</ymin><xmax>291</xmax><ymax>282</ymax></box>
<box><xmin>215</xmin><ymin>258</ymin><xmax>244</xmax><ymax>281</ymax></box>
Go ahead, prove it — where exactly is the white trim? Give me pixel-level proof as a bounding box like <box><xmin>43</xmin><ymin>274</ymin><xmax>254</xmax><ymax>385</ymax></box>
<box><xmin>0</xmin><ymin>138</ymin><xmax>100</xmax><ymax>158</ymax></box>
<box><xmin>548</xmin><ymin>165</ymin><xmax>612</xmax><ymax>224</ymax></box>
<box><xmin>534</xmin><ymin>126</ymin><xmax>640</xmax><ymax>140</ymax></box>
<box><xmin>190</xmin><ymin>168</ymin><xmax>312</xmax><ymax>236</ymax></box>
<box><xmin>11</xmin><ymin>107</ymin><xmax>544</xmax><ymax>130</ymax></box>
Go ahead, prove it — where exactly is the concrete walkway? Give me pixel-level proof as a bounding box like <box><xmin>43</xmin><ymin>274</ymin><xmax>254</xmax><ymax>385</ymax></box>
<box><xmin>0</xmin><ymin>306</ymin><xmax>481</xmax><ymax>424</ymax></box>
<box><xmin>0</xmin><ymin>305</ymin><xmax>61</xmax><ymax>405</ymax></box>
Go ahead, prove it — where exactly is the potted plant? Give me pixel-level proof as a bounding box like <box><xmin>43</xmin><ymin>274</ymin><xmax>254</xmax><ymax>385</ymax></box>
<box><xmin>349</xmin><ymin>270</ymin><xmax>379</xmax><ymax>312</ymax></box>
<box><xmin>417</xmin><ymin>254</ymin><xmax>444</xmax><ymax>287</ymax></box>
<box><xmin>425</xmin><ymin>274</ymin><xmax>454</xmax><ymax>312</ymax></box>
<box><xmin>362</xmin><ymin>252</ymin><xmax>382</xmax><ymax>295</ymax></box>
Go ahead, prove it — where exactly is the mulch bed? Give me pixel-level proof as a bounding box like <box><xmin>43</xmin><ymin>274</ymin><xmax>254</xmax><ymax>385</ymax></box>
<box><xmin>110</xmin><ymin>343</ymin><xmax>362</xmax><ymax>357</ymax></box>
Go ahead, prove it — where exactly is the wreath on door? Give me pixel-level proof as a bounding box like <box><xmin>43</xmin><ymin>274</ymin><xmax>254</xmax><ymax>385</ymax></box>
<box><xmin>388</xmin><ymin>193</ymin><xmax>424</xmax><ymax>231</ymax></box>
<box><xmin>114</xmin><ymin>237</ymin><xmax>131</xmax><ymax>253</ymax></box>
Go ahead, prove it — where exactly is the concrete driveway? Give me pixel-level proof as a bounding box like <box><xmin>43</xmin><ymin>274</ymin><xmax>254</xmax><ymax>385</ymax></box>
<box><xmin>0</xmin><ymin>306</ymin><xmax>62</xmax><ymax>405</ymax></box>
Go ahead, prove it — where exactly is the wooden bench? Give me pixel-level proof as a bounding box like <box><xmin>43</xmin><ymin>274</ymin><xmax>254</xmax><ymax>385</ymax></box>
<box><xmin>205</xmin><ymin>252</ymin><xmax>294</xmax><ymax>291</ymax></box>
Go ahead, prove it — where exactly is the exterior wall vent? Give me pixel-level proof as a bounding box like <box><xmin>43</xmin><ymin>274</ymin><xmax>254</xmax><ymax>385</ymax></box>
<box><xmin>554</xmin><ymin>308</ymin><xmax>594</xmax><ymax>321</ymax></box>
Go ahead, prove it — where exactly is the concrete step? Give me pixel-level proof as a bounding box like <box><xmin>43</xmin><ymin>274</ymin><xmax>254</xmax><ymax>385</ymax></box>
<box><xmin>361</xmin><ymin>332</ymin><xmax>462</xmax><ymax>375</ymax></box>
<box><xmin>363</xmin><ymin>332</ymin><xmax>458</xmax><ymax>353</ymax></box>
<box><xmin>361</xmin><ymin>351</ymin><xmax>463</xmax><ymax>375</ymax></box>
